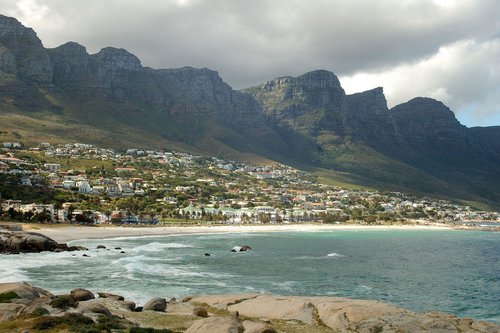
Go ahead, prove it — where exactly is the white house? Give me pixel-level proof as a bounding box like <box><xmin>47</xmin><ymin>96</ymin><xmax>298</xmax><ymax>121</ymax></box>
<box><xmin>77</xmin><ymin>180</ymin><xmax>93</xmax><ymax>194</ymax></box>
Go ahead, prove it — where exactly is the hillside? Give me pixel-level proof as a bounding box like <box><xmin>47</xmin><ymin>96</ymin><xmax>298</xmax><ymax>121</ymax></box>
<box><xmin>1</xmin><ymin>15</ymin><xmax>499</xmax><ymax>209</ymax></box>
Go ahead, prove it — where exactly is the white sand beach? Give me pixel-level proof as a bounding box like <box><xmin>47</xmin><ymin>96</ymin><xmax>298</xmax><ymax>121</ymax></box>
<box><xmin>26</xmin><ymin>223</ymin><xmax>452</xmax><ymax>243</ymax></box>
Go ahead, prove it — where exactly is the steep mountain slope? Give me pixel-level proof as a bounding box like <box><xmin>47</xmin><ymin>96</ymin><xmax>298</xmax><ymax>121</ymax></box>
<box><xmin>245</xmin><ymin>71</ymin><xmax>500</xmax><ymax>206</ymax></box>
<box><xmin>1</xmin><ymin>15</ymin><xmax>499</xmax><ymax>208</ymax></box>
<box><xmin>0</xmin><ymin>15</ymin><xmax>315</xmax><ymax>165</ymax></box>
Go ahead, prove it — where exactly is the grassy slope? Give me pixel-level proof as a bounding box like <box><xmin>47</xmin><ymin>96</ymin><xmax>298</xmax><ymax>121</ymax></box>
<box><xmin>0</xmin><ymin>90</ymin><xmax>276</xmax><ymax>164</ymax></box>
<box><xmin>313</xmin><ymin>143</ymin><xmax>499</xmax><ymax>210</ymax></box>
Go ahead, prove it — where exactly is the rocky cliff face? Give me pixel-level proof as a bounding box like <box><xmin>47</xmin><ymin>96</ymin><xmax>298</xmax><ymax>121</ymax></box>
<box><xmin>0</xmin><ymin>15</ymin><xmax>257</xmax><ymax>121</ymax></box>
<box><xmin>246</xmin><ymin>70</ymin><xmax>500</xmax><ymax>161</ymax></box>
<box><xmin>0</xmin><ymin>15</ymin><xmax>52</xmax><ymax>84</ymax></box>
<box><xmin>245</xmin><ymin>71</ymin><xmax>392</xmax><ymax>140</ymax></box>
<box><xmin>243</xmin><ymin>70</ymin><xmax>345</xmax><ymax>135</ymax></box>
<box><xmin>390</xmin><ymin>98</ymin><xmax>466</xmax><ymax>144</ymax></box>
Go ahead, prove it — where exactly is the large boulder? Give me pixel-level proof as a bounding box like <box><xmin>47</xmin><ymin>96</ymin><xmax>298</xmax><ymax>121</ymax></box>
<box><xmin>78</xmin><ymin>301</ymin><xmax>112</xmax><ymax>318</ymax></box>
<box><xmin>70</xmin><ymin>288</ymin><xmax>95</xmax><ymax>302</ymax></box>
<box><xmin>97</xmin><ymin>292</ymin><xmax>125</xmax><ymax>300</ymax></box>
<box><xmin>24</xmin><ymin>233</ymin><xmax>56</xmax><ymax>251</ymax></box>
<box><xmin>143</xmin><ymin>297</ymin><xmax>167</xmax><ymax>312</ymax></box>
<box><xmin>0</xmin><ymin>231</ymin><xmax>87</xmax><ymax>254</ymax></box>
<box><xmin>0</xmin><ymin>282</ymin><xmax>53</xmax><ymax>303</ymax></box>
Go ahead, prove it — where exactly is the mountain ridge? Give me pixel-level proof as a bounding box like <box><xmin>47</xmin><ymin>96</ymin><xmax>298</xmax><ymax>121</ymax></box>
<box><xmin>1</xmin><ymin>14</ymin><xmax>499</xmax><ymax>209</ymax></box>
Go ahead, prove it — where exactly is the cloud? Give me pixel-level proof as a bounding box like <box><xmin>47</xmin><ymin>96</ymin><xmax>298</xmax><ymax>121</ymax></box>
<box><xmin>340</xmin><ymin>39</ymin><xmax>500</xmax><ymax>126</ymax></box>
<box><xmin>1</xmin><ymin>0</ymin><xmax>498</xmax><ymax>126</ymax></box>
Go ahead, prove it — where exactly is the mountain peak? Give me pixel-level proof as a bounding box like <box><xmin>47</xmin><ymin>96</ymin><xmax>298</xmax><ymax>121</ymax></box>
<box><xmin>0</xmin><ymin>15</ymin><xmax>30</xmax><ymax>36</ymax></box>
<box><xmin>391</xmin><ymin>97</ymin><xmax>459</xmax><ymax>123</ymax></box>
<box><xmin>93</xmin><ymin>47</ymin><xmax>142</xmax><ymax>71</ymax></box>
<box><xmin>0</xmin><ymin>15</ymin><xmax>51</xmax><ymax>83</ymax></box>
<box><xmin>296</xmin><ymin>69</ymin><xmax>342</xmax><ymax>89</ymax></box>
<box><xmin>54</xmin><ymin>41</ymin><xmax>87</xmax><ymax>51</ymax></box>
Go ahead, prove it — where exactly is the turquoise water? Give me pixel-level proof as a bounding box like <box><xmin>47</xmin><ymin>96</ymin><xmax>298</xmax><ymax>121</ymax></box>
<box><xmin>1</xmin><ymin>230</ymin><xmax>498</xmax><ymax>322</ymax></box>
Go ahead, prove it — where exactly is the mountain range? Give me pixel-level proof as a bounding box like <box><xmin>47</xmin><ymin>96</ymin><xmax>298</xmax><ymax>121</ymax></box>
<box><xmin>1</xmin><ymin>15</ymin><xmax>499</xmax><ymax>209</ymax></box>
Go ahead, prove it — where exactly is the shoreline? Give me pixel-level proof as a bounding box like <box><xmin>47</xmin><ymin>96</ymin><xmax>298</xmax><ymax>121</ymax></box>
<box><xmin>21</xmin><ymin>223</ymin><xmax>454</xmax><ymax>243</ymax></box>
<box><xmin>2</xmin><ymin>282</ymin><xmax>498</xmax><ymax>333</ymax></box>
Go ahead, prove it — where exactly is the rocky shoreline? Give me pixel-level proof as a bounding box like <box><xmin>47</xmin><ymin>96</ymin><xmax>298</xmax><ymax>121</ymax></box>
<box><xmin>0</xmin><ymin>231</ymin><xmax>87</xmax><ymax>254</ymax></box>
<box><xmin>0</xmin><ymin>282</ymin><xmax>498</xmax><ymax>333</ymax></box>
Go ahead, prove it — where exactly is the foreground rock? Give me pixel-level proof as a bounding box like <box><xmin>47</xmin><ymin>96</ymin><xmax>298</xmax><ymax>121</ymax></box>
<box><xmin>185</xmin><ymin>317</ymin><xmax>243</xmax><ymax>333</ymax></box>
<box><xmin>70</xmin><ymin>288</ymin><xmax>95</xmax><ymax>302</ymax></box>
<box><xmin>0</xmin><ymin>231</ymin><xmax>87</xmax><ymax>254</ymax></box>
<box><xmin>143</xmin><ymin>297</ymin><xmax>167</xmax><ymax>312</ymax></box>
<box><xmin>0</xmin><ymin>282</ymin><xmax>53</xmax><ymax>321</ymax></box>
<box><xmin>189</xmin><ymin>294</ymin><xmax>500</xmax><ymax>333</ymax></box>
<box><xmin>0</xmin><ymin>283</ymin><xmax>498</xmax><ymax>333</ymax></box>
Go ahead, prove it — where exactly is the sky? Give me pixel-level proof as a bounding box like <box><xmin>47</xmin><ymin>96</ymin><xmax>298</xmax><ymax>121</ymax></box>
<box><xmin>2</xmin><ymin>0</ymin><xmax>499</xmax><ymax>127</ymax></box>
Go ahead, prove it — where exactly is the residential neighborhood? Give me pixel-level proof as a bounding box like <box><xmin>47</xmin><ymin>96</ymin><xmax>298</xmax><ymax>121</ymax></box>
<box><xmin>1</xmin><ymin>142</ymin><xmax>499</xmax><ymax>227</ymax></box>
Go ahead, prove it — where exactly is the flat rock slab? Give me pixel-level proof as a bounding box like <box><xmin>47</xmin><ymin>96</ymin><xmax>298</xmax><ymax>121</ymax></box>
<box><xmin>0</xmin><ymin>303</ymin><xmax>24</xmax><ymax>321</ymax></box>
<box><xmin>228</xmin><ymin>295</ymin><xmax>314</xmax><ymax>324</ymax></box>
<box><xmin>185</xmin><ymin>317</ymin><xmax>243</xmax><ymax>333</ymax></box>
<box><xmin>190</xmin><ymin>294</ymin><xmax>260</xmax><ymax>309</ymax></box>
<box><xmin>242</xmin><ymin>320</ymin><xmax>275</xmax><ymax>333</ymax></box>
<box><xmin>310</xmin><ymin>297</ymin><xmax>406</xmax><ymax>330</ymax></box>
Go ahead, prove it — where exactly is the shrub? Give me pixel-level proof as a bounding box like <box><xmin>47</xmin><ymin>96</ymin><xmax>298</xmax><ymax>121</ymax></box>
<box><xmin>33</xmin><ymin>313</ymin><xmax>95</xmax><ymax>331</ymax></box>
<box><xmin>129</xmin><ymin>328</ymin><xmax>173</xmax><ymax>333</ymax></box>
<box><xmin>0</xmin><ymin>291</ymin><xmax>18</xmax><ymax>303</ymax></box>
<box><xmin>34</xmin><ymin>316</ymin><xmax>61</xmax><ymax>330</ymax></box>
<box><xmin>30</xmin><ymin>306</ymin><xmax>50</xmax><ymax>317</ymax></box>
<box><xmin>95</xmin><ymin>315</ymin><xmax>125</xmax><ymax>332</ymax></box>
<box><xmin>49</xmin><ymin>294</ymin><xmax>76</xmax><ymax>310</ymax></box>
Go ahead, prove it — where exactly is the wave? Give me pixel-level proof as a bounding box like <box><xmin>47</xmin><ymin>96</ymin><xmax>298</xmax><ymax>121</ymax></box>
<box><xmin>114</xmin><ymin>254</ymin><xmax>237</xmax><ymax>280</ymax></box>
<box><xmin>294</xmin><ymin>252</ymin><xmax>345</xmax><ymax>260</ymax></box>
<box><xmin>0</xmin><ymin>251</ymin><xmax>81</xmax><ymax>283</ymax></box>
<box><xmin>0</xmin><ymin>265</ymin><xmax>29</xmax><ymax>282</ymax></box>
<box><xmin>131</xmin><ymin>242</ymin><xmax>195</xmax><ymax>252</ymax></box>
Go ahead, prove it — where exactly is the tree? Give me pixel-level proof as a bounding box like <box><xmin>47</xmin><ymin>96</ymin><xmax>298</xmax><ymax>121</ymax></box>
<box><xmin>276</xmin><ymin>212</ymin><xmax>282</xmax><ymax>223</ymax></box>
<box><xmin>23</xmin><ymin>210</ymin><xmax>34</xmax><ymax>221</ymax></box>
<box><xmin>350</xmin><ymin>208</ymin><xmax>363</xmax><ymax>221</ymax></box>
<box><xmin>104</xmin><ymin>210</ymin><xmax>112</xmax><ymax>223</ymax></box>
<box><xmin>259</xmin><ymin>213</ymin><xmax>271</xmax><ymax>224</ymax></box>
<box><xmin>8</xmin><ymin>208</ymin><xmax>23</xmax><ymax>221</ymax></box>
<box><xmin>53</xmin><ymin>201</ymin><xmax>62</xmax><ymax>223</ymax></box>
<box><xmin>32</xmin><ymin>209</ymin><xmax>52</xmax><ymax>223</ymax></box>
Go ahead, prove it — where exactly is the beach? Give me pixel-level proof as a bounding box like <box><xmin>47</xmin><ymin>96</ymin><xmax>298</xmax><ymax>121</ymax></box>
<box><xmin>23</xmin><ymin>223</ymin><xmax>452</xmax><ymax>243</ymax></box>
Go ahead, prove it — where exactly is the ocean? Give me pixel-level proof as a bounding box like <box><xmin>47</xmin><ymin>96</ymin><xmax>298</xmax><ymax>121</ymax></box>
<box><xmin>1</xmin><ymin>229</ymin><xmax>499</xmax><ymax>323</ymax></box>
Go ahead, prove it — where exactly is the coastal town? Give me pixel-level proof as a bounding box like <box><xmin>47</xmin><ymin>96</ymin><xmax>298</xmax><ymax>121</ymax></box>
<box><xmin>1</xmin><ymin>141</ymin><xmax>499</xmax><ymax>227</ymax></box>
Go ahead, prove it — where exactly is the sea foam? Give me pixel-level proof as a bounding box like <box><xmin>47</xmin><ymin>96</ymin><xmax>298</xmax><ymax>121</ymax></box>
<box><xmin>131</xmin><ymin>242</ymin><xmax>195</xmax><ymax>252</ymax></box>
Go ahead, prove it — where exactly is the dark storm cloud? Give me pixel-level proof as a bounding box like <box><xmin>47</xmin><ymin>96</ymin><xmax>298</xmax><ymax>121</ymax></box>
<box><xmin>2</xmin><ymin>0</ymin><xmax>499</xmax><ymax>126</ymax></box>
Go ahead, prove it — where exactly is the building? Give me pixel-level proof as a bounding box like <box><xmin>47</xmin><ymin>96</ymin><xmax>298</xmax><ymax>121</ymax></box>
<box><xmin>44</xmin><ymin>163</ymin><xmax>61</xmax><ymax>173</ymax></box>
